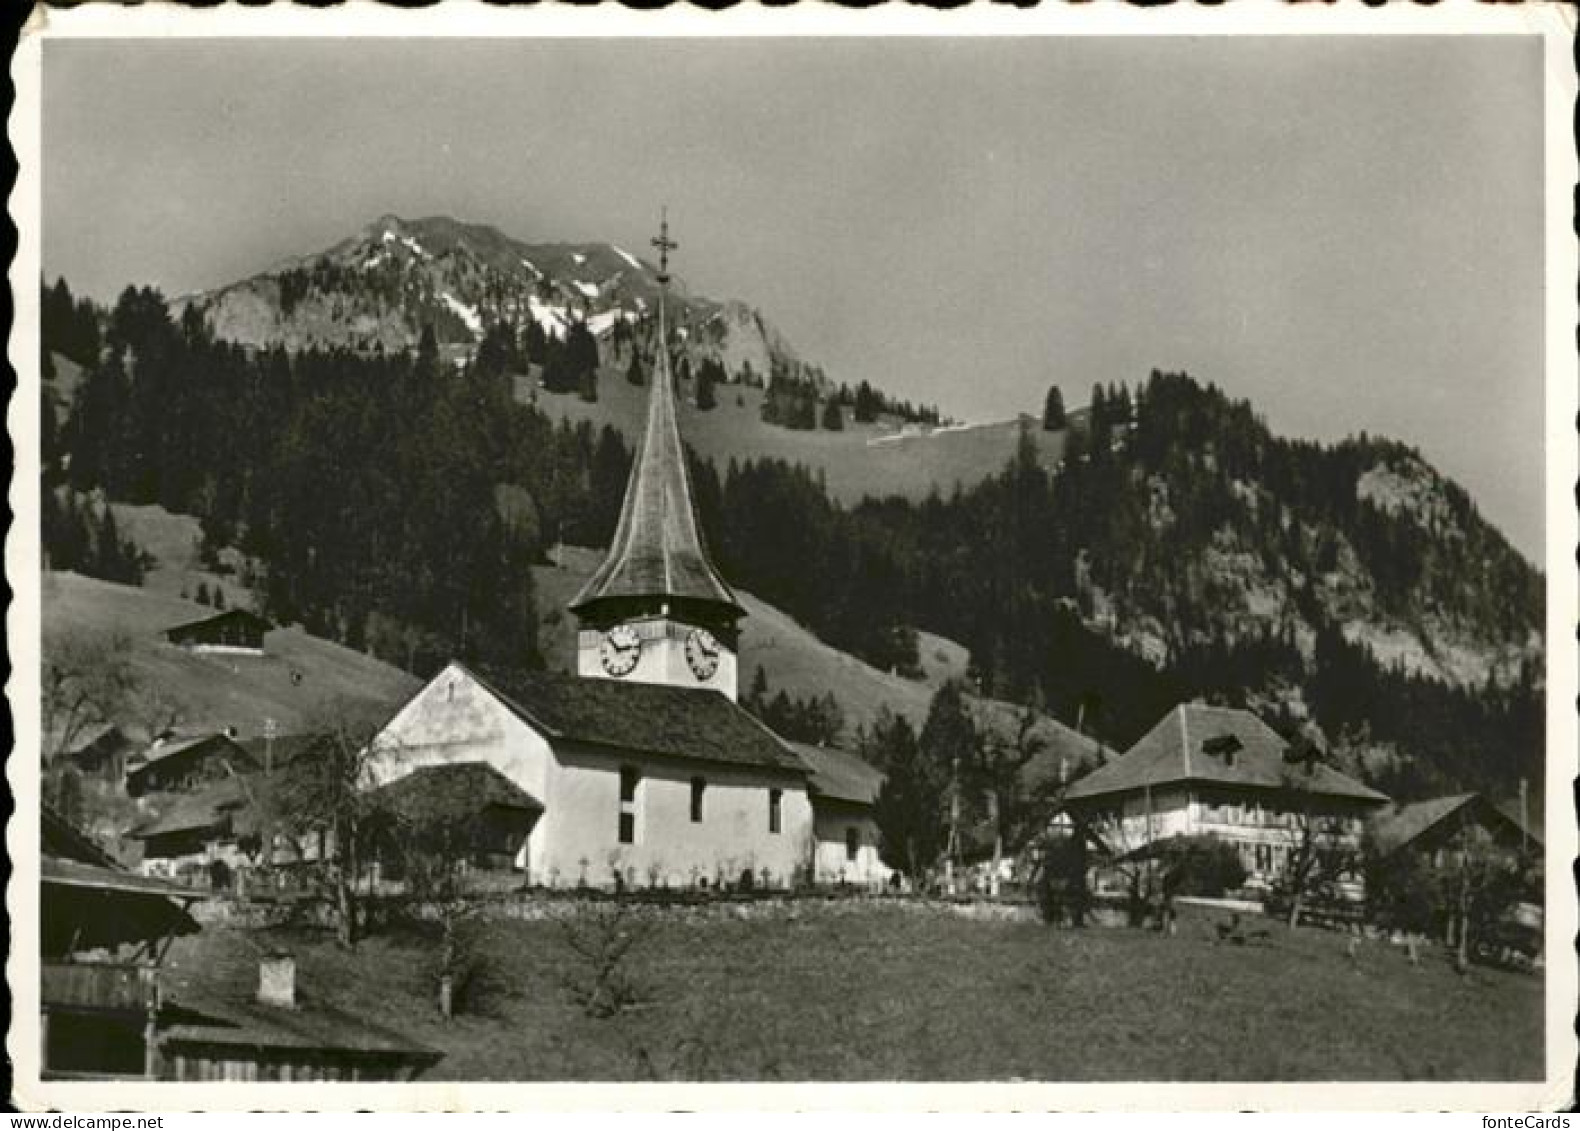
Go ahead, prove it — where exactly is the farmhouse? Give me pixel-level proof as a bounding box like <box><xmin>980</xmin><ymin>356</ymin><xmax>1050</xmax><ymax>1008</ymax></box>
<box><xmin>162</xmin><ymin>608</ymin><xmax>272</xmax><ymax>655</ymax></box>
<box><xmin>364</xmin><ymin>223</ymin><xmax>871</xmax><ymax>891</ymax></box>
<box><xmin>1063</xmin><ymin>703</ymin><xmax>1389</xmax><ymax>887</ymax></box>
<box><xmin>128</xmin><ymin>775</ymin><xmax>260</xmax><ymax>885</ymax></box>
<box><xmin>124</xmin><ymin>731</ymin><xmax>256</xmax><ymax>797</ymax></box>
<box><xmin>60</xmin><ymin>722</ymin><xmax>135</xmax><ymax>782</ymax></box>
<box><xmin>1368</xmin><ymin>792</ymin><xmax>1540</xmax><ymax>865</ymax></box>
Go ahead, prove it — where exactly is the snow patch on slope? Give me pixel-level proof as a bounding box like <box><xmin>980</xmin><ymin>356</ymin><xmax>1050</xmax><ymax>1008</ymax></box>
<box><xmin>440</xmin><ymin>292</ymin><xmax>483</xmax><ymax>336</ymax></box>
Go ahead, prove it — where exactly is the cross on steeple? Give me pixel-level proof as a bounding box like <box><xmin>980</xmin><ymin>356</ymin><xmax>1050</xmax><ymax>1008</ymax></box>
<box><xmin>652</xmin><ymin>207</ymin><xmax>678</xmax><ymax>286</ymax></box>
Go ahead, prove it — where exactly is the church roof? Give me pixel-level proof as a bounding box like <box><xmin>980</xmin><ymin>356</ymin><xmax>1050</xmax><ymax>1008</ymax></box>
<box><xmin>788</xmin><ymin>742</ymin><xmax>884</xmax><ymax>807</ymax></box>
<box><xmin>1064</xmin><ymin>703</ymin><xmax>1389</xmax><ymax>805</ymax></box>
<box><xmin>465</xmin><ymin>665</ymin><xmax>805</xmax><ymax>776</ymax></box>
<box><xmin>570</xmin><ymin>274</ymin><xmax>741</xmax><ymax>617</ymax></box>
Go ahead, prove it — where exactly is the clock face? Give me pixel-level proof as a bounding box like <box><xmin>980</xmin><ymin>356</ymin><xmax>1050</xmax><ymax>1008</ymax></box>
<box><xmin>600</xmin><ymin>625</ymin><xmax>642</xmax><ymax>677</ymax></box>
<box><xmin>684</xmin><ymin>627</ymin><xmax>721</xmax><ymax>680</ymax></box>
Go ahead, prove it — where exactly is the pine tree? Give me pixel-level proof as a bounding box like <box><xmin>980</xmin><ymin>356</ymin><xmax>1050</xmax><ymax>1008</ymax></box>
<box><xmin>696</xmin><ymin>361</ymin><xmax>717</xmax><ymax>411</ymax></box>
<box><xmin>1042</xmin><ymin>385</ymin><xmax>1066</xmax><ymax>431</ymax></box>
<box><xmin>821</xmin><ymin>398</ymin><xmax>844</xmax><ymax>431</ymax></box>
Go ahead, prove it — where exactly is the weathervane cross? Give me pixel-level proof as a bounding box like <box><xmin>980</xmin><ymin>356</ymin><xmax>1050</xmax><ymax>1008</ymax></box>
<box><xmin>652</xmin><ymin>207</ymin><xmax>677</xmax><ymax>286</ymax></box>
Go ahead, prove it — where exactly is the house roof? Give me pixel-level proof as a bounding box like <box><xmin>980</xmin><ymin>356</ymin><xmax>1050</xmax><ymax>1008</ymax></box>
<box><xmin>128</xmin><ymin>776</ymin><xmax>257</xmax><ymax>840</ymax></box>
<box><xmin>1368</xmin><ymin>792</ymin><xmax>1540</xmax><ymax>857</ymax></box>
<box><xmin>128</xmin><ymin>732</ymin><xmax>253</xmax><ymax>775</ymax></box>
<box><xmin>163</xmin><ymin>607</ymin><xmax>274</xmax><ymax>639</ymax></box>
<box><xmin>464</xmin><ymin>665</ymin><xmax>805</xmax><ymax>775</ymax></box>
<box><xmin>43</xmin><ymin>803</ymin><xmax>122</xmax><ymax>868</ymax></box>
<box><xmin>788</xmin><ymin>742</ymin><xmax>884</xmax><ymax>806</ymax></box>
<box><xmin>42</xmin><ymin>855</ymin><xmax>207</xmax><ymax>899</ymax></box>
<box><xmin>369</xmin><ymin>761</ymin><xmax>544</xmax><ymax>826</ymax></box>
<box><xmin>1064</xmin><ymin>703</ymin><xmax>1389</xmax><ymax>805</ymax></box>
<box><xmin>162</xmin><ymin>991</ymin><xmax>443</xmax><ymax>1064</ymax></box>
<box><xmin>569</xmin><ymin>294</ymin><xmax>741</xmax><ymax>618</ymax></box>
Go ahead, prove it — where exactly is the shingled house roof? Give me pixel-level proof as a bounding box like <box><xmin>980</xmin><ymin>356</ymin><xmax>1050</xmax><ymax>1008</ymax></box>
<box><xmin>465</xmin><ymin>666</ymin><xmax>805</xmax><ymax>775</ymax></box>
<box><xmin>569</xmin><ymin>295</ymin><xmax>741</xmax><ymax>618</ymax></box>
<box><xmin>368</xmin><ymin>761</ymin><xmax>543</xmax><ymax>825</ymax></box>
<box><xmin>1064</xmin><ymin>703</ymin><xmax>1389</xmax><ymax>805</ymax></box>
<box><xmin>1368</xmin><ymin>792</ymin><xmax>1540</xmax><ymax>857</ymax></box>
<box><xmin>788</xmin><ymin>742</ymin><xmax>884</xmax><ymax>806</ymax></box>
<box><xmin>127</xmin><ymin>775</ymin><xmax>258</xmax><ymax>841</ymax></box>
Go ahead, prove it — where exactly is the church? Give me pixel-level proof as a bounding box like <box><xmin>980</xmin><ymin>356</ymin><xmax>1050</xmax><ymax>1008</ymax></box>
<box><xmin>364</xmin><ymin>218</ymin><xmax>887</xmax><ymax>891</ymax></box>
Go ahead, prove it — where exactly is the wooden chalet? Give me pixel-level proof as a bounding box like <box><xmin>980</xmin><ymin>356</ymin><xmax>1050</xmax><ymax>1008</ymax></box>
<box><xmin>162</xmin><ymin>608</ymin><xmax>272</xmax><ymax>655</ymax></box>
<box><xmin>1368</xmin><ymin>792</ymin><xmax>1541</xmax><ymax>865</ymax></box>
<box><xmin>125</xmin><ymin>732</ymin><xmax>256</xmax><ymax>797</ymax></box>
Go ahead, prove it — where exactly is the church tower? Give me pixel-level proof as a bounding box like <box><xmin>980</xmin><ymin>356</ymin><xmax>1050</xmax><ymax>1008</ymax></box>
<box><xmin>569</xmin><ymin>213</ymin><xmax>745</xmax><ymax>700</ymax></box>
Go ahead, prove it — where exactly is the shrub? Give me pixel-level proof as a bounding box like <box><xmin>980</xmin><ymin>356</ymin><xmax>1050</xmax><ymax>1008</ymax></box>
<box><xmin>1035</xmin><ymin>832</ymin><xmax>1091</xmax><ymax>926</ymax></box>
<box><xmin>1158</xmin><ymin>835</ymin><xmax>1247</xmax><ymax>897</ymax></box>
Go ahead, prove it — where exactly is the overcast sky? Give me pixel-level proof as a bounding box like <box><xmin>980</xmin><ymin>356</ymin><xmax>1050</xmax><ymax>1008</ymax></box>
<box><xmin>42</xmin><ymin>35</ymin><xmax>1545</xmax><ymax>561</ymax></box>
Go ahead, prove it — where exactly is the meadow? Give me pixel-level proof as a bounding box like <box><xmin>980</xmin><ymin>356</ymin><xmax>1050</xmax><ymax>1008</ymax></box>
<box><xmin>161</xmin><ymin>900</ymin><xmax>1545</xmax><ymax>1082</ymax></box>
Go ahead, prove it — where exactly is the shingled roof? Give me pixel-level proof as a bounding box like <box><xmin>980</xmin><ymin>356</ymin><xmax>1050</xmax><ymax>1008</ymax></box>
<box><xmin>1368</xmin><ymin>792</ymin><xmax>1539</xmax><ymax>857</ymax></box>
<box><xmin>1064</xmin><ymin>703</ymin><xmax>1389</xmax><ymax>805</ymax></box>
<box><xmin>368</xmin><ymin>761</ymin><xmax>543</xmax><ymax>825</ymax></box>
<box><xmin>788</xmin><ymin>742</ymin><xmax>884</xmax><ymax>806</ymax></box>
<box><xmin>466</xmin><ymin>666</ymin><xmax>805</xmax><ymax>775</ymax></box>
<box><xmin>569</xmin><ymin>295</ymin><xmax>741</xmax><ymax>618</ymax></box>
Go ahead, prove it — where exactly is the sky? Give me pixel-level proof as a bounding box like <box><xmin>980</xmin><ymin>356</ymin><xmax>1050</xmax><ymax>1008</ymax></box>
<box><xmin>42</xmin><ymin>35</ymin><xmax>1546</xmax><ymax>561</ymax></box>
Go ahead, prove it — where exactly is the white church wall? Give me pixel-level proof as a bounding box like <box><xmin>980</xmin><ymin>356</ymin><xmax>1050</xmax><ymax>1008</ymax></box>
<box><xmin>538</xmin><ymin>740</ymin><xmax>813</xmax><ymax>890</ymax></box>
<box><xmin>811</xmin><ymin>802</ymin><xmax>892</xmax><ymax>889</ymax></box>
<box><xmin>364</xmin><ymin>663</ymin><xmax>554</xmax><ymax>871</ymax></box>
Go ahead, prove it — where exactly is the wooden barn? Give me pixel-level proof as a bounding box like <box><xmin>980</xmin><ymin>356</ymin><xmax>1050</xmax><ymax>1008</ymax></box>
<box><xmin>162</xmin><ymin>608</ymin><xmax>273</xmax><ymax>655</ymax></box>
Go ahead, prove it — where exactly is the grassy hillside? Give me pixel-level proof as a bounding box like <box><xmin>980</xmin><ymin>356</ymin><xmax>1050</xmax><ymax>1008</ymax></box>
<box><xmin>519</xmin><ymin>370</ymin><xmax>1064</xmax><ymax>507</ymax></box>
<box><xmin>164</xmin><ymin>903</ymin><xmax>1544</xmax><ymax>1080</ymax></box>
<box><xmin>42</xmin><ymin>571</ymin><xmax>421</xmax><ymax>739</ymax></box>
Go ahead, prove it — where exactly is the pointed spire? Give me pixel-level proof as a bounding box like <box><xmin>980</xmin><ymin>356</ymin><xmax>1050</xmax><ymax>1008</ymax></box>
<box><xmin>570</xmin><ymin>212</ymin><xmax>742</xmax><ymax>621</ymax></box>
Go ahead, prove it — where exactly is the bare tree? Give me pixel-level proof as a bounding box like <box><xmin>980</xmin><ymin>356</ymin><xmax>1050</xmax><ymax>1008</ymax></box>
<box><xmin>259</xmin><ymin>702</ymin><xmax>389</xmax><ymax>948</ymax></box>
<box><xmin>41</xmin><ymin>629</ymin><xmax>137</xmax><ymax>767</ymax></box>
<box><xmin>972</xmin><ymin>696</ymin><xmax>1050</xmax><ymax>896</ymax></box>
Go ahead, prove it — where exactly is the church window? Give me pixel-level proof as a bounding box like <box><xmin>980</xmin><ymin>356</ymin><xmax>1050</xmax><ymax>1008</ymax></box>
<box><xmin>690</xmin><ymin>777</ymin><xmax>706</xmax><ymax>823</ymax></box>
<box><xmin>845</xmin><ymin>826</ymin><xmax>860</xmax><ymax>861</ymax></box>
<box><xmin>619</xmin><ymin>766</ymin><xmax>641</xmax><ymax>845</ymax></box>
<box><xmin>768</xmin><ymin>788</ymin><xmax>783</xmax><ymax>834</ymax></box>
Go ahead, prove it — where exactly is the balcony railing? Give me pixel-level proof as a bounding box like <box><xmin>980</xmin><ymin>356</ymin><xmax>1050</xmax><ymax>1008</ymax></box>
<box><xmin>42</xmin><ymin>962</ymin><xmax>160</xmax><ymax>1014</ymax></box>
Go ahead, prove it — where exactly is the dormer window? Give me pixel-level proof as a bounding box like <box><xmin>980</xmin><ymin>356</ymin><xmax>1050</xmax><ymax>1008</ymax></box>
<box><xmin>1203</xmin><ymin>734</ymin><xmax>1243</xmax><ymax>769</ymax></box>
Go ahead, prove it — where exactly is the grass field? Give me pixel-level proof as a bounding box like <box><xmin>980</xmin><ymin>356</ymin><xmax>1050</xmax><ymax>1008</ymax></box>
<box><xmin>520</xmin><ymin>365</ymin><xmax>1065</xmax><ymax>508</ymax></box>
<box><xmin>42</xmin><ymin>570</ymin><xmax>420</xmax><ymax>738</ymax></box>
<box><xmin>162</xmin><ymin>901</ymin><xmax>1544</xmax><ymax>1081</ymax></box>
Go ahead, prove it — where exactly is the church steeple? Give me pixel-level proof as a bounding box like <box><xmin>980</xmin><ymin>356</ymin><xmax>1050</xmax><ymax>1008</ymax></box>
<box><xmin>571</xmin><ymin>212</ymin><xmax>744</xmax><ymax>698</ymax></box>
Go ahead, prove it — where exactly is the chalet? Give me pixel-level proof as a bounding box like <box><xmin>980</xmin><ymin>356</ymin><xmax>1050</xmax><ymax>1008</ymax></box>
<box><xmin>42</xmin><ymin>807</ymin><xmax>440</xmax><ymax>1082</ymax></box>
<box><xmin>125</xmin><ymin>732</ymin><xmax>256</xmax><ymax>797</ymax></box>
<box><xmin>363</xmin><ymin>222</ymin><xmax>870</xmax><ymax>892</ymax></box>
<box><xmin>1063</xmin><ymin>703</ymin><xmax>1390</xmax><ymax>887</ymax></box>
<box><xmin>128</xmin><ymin>776</ymin><xmax>261</xmax><ymax>886</ymax></box>
<box><xmin>789</xmin><ymin>742</ymin><xmax>892</xmax><ymax>888</ymax></box>
<box><xmin>162</xmin><ymin>608</ymin><xmax>272</xmax><ymax>655</ymax></box>
<box><xmin>1368</xmin><ymin>792</ymin><xmax>1541</xmax><ymax>866</ymax></box>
